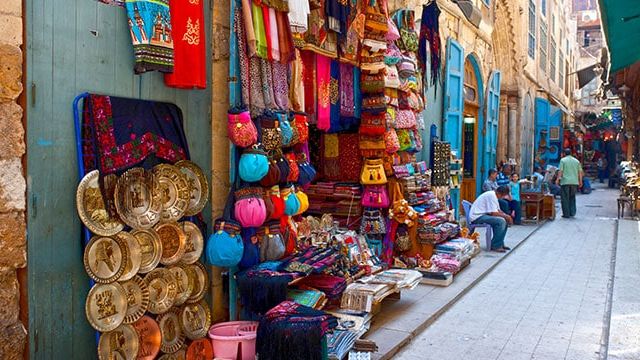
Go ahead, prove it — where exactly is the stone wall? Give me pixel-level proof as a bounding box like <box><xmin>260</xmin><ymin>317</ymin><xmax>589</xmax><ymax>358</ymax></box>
<box><xmin>0</xmin><ymin>0</ymin><xmax>27</xmax><ymax>359</ymax></box>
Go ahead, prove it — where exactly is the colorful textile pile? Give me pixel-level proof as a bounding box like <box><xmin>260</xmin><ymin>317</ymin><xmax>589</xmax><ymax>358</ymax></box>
<box><xmin>430</xmin><ymin>253</ymin><xmax>462</xmax><ymax>273</ymax></box>
<box><xmin>434</xmin><ymin>238</ymin><xmax>475</xmax><ymax>261</ymax></box>
<box><xmin>287</xmin><ymin>288</ymin><xmax>327</xmax><ymax>308</ymax></box>
<box><xmin>256</xmin><ymin>301</ymin><xmax>338</xmax><ymax>360</ymax></box>
<box><xmin>236</xmin><ymin>265</ymin><xmax>301</xmax><ymax>318</ymax></box>
<box><xmin>297</xmin><ymin>274</ymin><xmax>348</xmax><ymax>300</ymax></box>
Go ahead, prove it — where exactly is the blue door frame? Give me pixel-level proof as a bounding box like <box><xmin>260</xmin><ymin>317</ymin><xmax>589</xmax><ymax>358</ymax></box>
<box><xmin>481</xmin><ymin>70</ymin><xmax>501</xmax><ymax>195</ymax></box>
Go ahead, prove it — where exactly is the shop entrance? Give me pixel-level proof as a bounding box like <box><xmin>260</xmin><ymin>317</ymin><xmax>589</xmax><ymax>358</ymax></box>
<box><xmin>461</xmin><ymin>58</ymin><xmax>481</xmax><ymax>203</ymax></box>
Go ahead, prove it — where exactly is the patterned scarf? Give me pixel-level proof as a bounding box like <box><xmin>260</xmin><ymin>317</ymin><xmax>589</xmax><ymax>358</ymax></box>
<box><xmin>419</xmin><ymin>1</ymin><xmax>441</xmax><ymax>89</ymax></box>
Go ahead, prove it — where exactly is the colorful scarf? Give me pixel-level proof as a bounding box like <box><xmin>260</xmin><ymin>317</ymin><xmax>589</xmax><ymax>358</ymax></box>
<box><xmin>339</xmin><ymin>62</ymin><xmax>355</xmax><ymax>118</ymax></box>
<box><xmin>289</xmin><ymin>49</ymin><xmax>305</xmax><ymax>111</ymax></box>
<box><xmin>236</xmin><ymin>7</ymin><xmax>251</xmax><ymax>107</ymax></box>
<box><xmin>272</xmin><ymin>61</ymin><xmax>290</xmax><ymax>110</ymax></box>
<box><xmin>125</xmin><ymin>0</ymin><xmax>174</xmax><ymax>74</ymax></box>
<box><xmin>328</xmin><ymin>60</ymin><xmax>341</xmax><ymax>133</ymax></box>
<box><xmin>419</xmin><ymin>1</ymin><xmax>441</xmax><ymax>89</ymax></box>
<box><xmin>276</xmin><ymin>10</ymin><xmax>296</xmax><ymax>63</ymax></box>
<box><xmin>252</xmin><ymin>2</ymin><xmax>268</xmax><ymax>58</ymax></box>
<box><xmin>268</xmin><ymin>7</ymin><xmax>281</xmax><ymax>61</ymax></box>
<box><xmin>242</xmin><ymin>0</ymin><xmax>258</xmax><ymax>57</ymax></box>
<box><xmin>316</xmin><ymin>54</ymin><xmax>332</xmax><ymax>131</ymax></box>
<box><xmin>164</xmin><ymin>0</ymin><xmax>206</xmax><ymax>88</ymax></box>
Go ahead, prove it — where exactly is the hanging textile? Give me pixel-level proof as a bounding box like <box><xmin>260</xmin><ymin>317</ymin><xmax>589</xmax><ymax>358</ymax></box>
<box><xmin>252</xmin><ymin>1</ymin><xmax>268</xmax><ymax>58</ymax></box>
<box><xmin>82</xmin><ymin>94</ymin><xmax>190</xmax><ymax>175</ymax></box>
<box><xmin>241</xmin><ymin>0</ymin><xmax>258</xmax><ymax>57</ymax></box>
<box><xmin>419</xmin><ymin>1</ymin><xmax>441</xmax><ymax>88</ymax></box>
<box><xmin>316</xmin><ymin>54</ymin><xmax>332</xmax><ymax>131</ymax></box>
<box><xmin>125</xmin><ymin>0</ymin><xmax>175</xmax><ymax>74</ymax></box>
<box><xmin>288</xmin><ymin>0</ymin><xmax>311</xmax><ymax>33</ymax></box>
<box><xmin>290</xmin><ymin>49</ymin><xmax>305</xmax><ymax>111</ymax></box>
<box><xmin>276</xmin><ymin>11</ymin><xmax>296</xmax><ymax>63</ymax></box>
<box><xmin>165</xmin><ymin>0</ymin><xmax>207</xmax><ymax>89</ymax></box>
<box><xmin>328</xmin><ymin>60</ymin><xmax>341</xmax><ymax>132</ymax></box>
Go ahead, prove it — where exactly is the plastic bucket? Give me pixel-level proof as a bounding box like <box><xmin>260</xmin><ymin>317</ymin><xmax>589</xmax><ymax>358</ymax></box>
<box><xmin>208</xmin><ymin>321</ymin><xmax>258</xmax><ymax>360</ymax></box>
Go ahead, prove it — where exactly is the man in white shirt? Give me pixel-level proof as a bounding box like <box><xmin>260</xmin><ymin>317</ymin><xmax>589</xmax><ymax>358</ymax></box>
<box><xmin>469</xmin><ymin>186</ymin><xmax>513</xmax><ymax>252</ymax></box>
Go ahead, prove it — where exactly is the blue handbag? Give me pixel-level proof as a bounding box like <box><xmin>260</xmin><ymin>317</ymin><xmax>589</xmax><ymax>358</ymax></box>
<box><xmin>278</xmin><ymin>113</ymin><xmax>294</xmax><ymax>147</ymax></box>
<box><xmin>239</xmin><ymin>145</ymin><xmax>269</xmax><ymax>182</ymax></box>
<box><xmin>206</xmin><ymin>188</ymin><xmax>244</xmax><ymax>267</ymax></box>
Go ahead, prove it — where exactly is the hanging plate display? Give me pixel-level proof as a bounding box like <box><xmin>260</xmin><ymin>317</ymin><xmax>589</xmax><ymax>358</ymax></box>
<box><xmin>144</xmin><ymin>268</ymin><xmax>177</xmax><ymax>314</ymax></box>
<box><xmin>158</xmin><ymin>347</ymin><xmax>187</xmax><ymax>360</ymax></box>
<box><xmin>153</xmin><ymin>163</ymin><xmax>192</xmax><ymax>222</ymax></box>
<box><xmin>97</xmin><ymin>323</ymin><xmax>140</xmax><ymax>360</ymax></box>
<box><xmin>131</xmin><ymin>228</ymin><xmax>163</xmax><ymax>274</ymax></box>
<box><xmin>168</xmin><ymin>265</ymin><xmax>193</xmax><ymax>307</ymax></box>
<box><xmin>85</xmin><ymin>282</ymin><xmax>128</xmax><ymax>332</ymax></box>
<box><xmin>120</xmin><ymin>275</ymin><xmax>150</xmax><ymax>324</ymax></box>
<box><xmin>186</xmin><ymin>338</ymin><xmax>214</xmax><ymax>360</ymax></box>
<box><xmin>184</xmin><ymin>262</ymin><xmax>208</xmax><ymax>304</ymax></box>
<box><xmin>114</xmin><ymin>167</ymin><xmax>163</xmax><ymax>229</ymax></box>
<box><xmin>132</xmin><ymin>315</ymin><xmax>162</xmax><ymax>360</ymax></box>
<box><xmin>155</xmin><ymin>222</ymin><xmax>187</xmax><ymax>266</ymax></box>
<box><xmin>175</xmin><ymin>160</ymin><xmax>209</xmax><ymax>216</ymax></box>
<box><xmin>180</xmin><ymin>300</ymin><xmax>211</xmax><ymax>340</ymax></box>
<box><xmin>158</xmin><ymin>309</ymin><xmax>186</xmax><ymax>354</ymax></box>
<box><xmin>76</xmin><ymin>170</ymin><xmax>125</xmax><ymax>236</ymax></box>
<box><xmin>179</xmin><ymin>221</ymin><xmax>204</xmax><ymax>265</ymax></box>
<box><xmin>83</xmin><ymin>235</ymin><xmax>129</xmax><ymax>284</ymax></box>
<box><xmin>116</xmin><ymin>231</ymin><xmax>142</xmax><ymax>281</ymax></box>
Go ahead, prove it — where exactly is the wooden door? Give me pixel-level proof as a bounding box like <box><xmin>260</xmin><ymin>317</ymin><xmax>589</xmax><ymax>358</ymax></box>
<box><xmin>26</xmin><ymin>1</ymin><xmax>212</xmax><ymax>357</ymax></box>
<box><xmin>461</xmin><ymin>59</ymin><xmax>479</xmax><ymax>203</ymax></box>
<box><xmin>482</xmin><ymin>71</ymin><xmax>501</xmax><ymax>192</ymax></box>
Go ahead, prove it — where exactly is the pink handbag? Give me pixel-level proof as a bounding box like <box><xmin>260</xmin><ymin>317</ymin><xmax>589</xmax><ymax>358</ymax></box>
<box><xmin>227</xmin><ymin>109</ymin><xmax>258</xmax><ymax>148</ymax></box>
<box><xmin>395</xmin><ymin>110</ymin><xmax>417</xmax><ymax>129</ymax></box>
<box><xmin>362</xmin><ymin>185</ymin><xmax>390</xmax><ymax>208</ymax></box>
<box><xmin>234</xmin><ymin>187</ymin><xmax>267</xmax><ymax>227</ymax></box>
<box><xmin>384</xmin><ymin>128</ymin><xmax>400</xmax><ymax>153</ymax></box>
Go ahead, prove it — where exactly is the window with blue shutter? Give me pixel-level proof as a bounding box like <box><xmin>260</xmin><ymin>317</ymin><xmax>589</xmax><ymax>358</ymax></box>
<box><xmin>528</xmin><ymin>0</ymin><xmax>536</xmax><ymax>59</ymax></box>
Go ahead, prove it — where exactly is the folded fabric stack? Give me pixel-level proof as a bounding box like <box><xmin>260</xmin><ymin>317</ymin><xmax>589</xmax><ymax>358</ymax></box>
<box><xmin>327</xmin><ymin>330</ymin><xmax>360</xmax><ymax>360</ymax></box>
<box><xmin>307</xmin><ymin>183</ymin><xmax>362</xmax><ymax>226</ymax></box>
<box><xmin>434</xmin><ymin>238</ymin><xmax>475</xmax><ymax>261</ymax></box>
<box><xmin>417</xmin><ymin>222</ymin><xmax>460</xmax><ymax>245</ymax></box>
<box><xmin>280</xmin><ymin>246</ymin><xmax>342</xmax><ymax>275</ymax></box>
<box><xmin>414</xmin><ymin>195</ymin><xmax>443</xmax><ymax>214</ymax></box>
<box><xmin>340</xmin><ymin>283</ymin><xmax>392</xmax><ymax>312</ymax></box>
<box><xmin>257</xmin><ymin>301</ymin><xmax>338</xmax><ymax>360</ymax></box>
<box><xmin>288</xmin><ymin>288</ymin><xmax>327</xmax><ymax>309</ymax></box>
<box><xmin>363</xmin><ymin>269</ymin><xmax>422</xmax><ymax>290</ymax></box>
<box><xmin>297</xmin><ymin>274</ymin><xmax>348</xmax><ymax>301</ymax></box>
<box><xmin>430</xmin><ymin>253</ymin><xmax>462</xmax><ymax>273</ymax></box>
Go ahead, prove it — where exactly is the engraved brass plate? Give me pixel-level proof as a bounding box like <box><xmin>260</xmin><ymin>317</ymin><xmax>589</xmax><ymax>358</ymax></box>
<box><xmin>155</xmin><ymin>223</ymin><xmax>187</xmax><ymax>266</ymax></box>
<box><xmin>153</xmin><ymin>164</ymin><xmax>191</xmax><ymax>222</ymax></box>
<box><xmin>84</xmin><ymin>235</ymin><xmax>129</xmax><ymax>284</ymax></box>
<box><xmin>131</xmin><ymin>228</ymin><xmax>163</xmax><ymax>274</ymax></box>
<box><xmin>98</xmin><ymin>323</ymin><xmax>139</xmax><ymax>360</ymax></box>
<box><xmin>114</xmin><ymin>167</ymin><xmax>162</xmax><ymax>230</ymax></box>
<box><xmin>85</xmin><ymin>282</ymin><xmax>128</xmax><ymax>332</ymax></box>
<box><xmin>180</xmin><ymin>300</ymin><xmax>211</xmax><ymax>340</ymax></box>
<box><xmin>158</xmin><ymin>309</ymin><xmax>186</xmax><ymax>354</ymax></box>
<box><xmin>144</xmin><ymin>268</ymin><xmax>177</xmax><ymax>315</ymax></box>
<box><xmin>132</xmin><ymin>315</ymin><xmax>161</xmax><ymax>360</ymax></box>
<box><xmin>120</xmin><ymin>275</ymin><xmax>149</xmax><ymax>324</ymax></box>
<box><xmin>117</xmin><ymin>231</ymin><xmax>142</xmax><ymax>281</ymax></box>
<box><xmin>179</xmin><ymin>221</ymin><xmax>204</xmax><ymax>265</ymax></box>
<box><xmin>175</xmin><ymin>160</ymin><xmax>209</xmax><ymax>216</ymax></box>
<box><xmin>186</xmin><ymin>338</ymin><xmax>213</xmax><ymax>360</ymax></box>
<box><xmin>169</xmin><ymin>266</ymin><xmax>192</xmax><ymax>307</ymax></box>
<box><xmin>76</xmin><ymin>170</ymin><xmax>125</xmax><ymax>236</ymax></box>
<box><xmin>184</xmin><ymin>262</ymin><xmax>208</xmax><ymax>304</ymax></box>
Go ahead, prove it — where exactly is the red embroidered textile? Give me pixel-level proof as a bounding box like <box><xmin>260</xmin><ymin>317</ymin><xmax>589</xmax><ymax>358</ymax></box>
<box><xmin>165</xmin><ymin>0</ymin><xmax>207</xmax><ymax>89</ymax></box>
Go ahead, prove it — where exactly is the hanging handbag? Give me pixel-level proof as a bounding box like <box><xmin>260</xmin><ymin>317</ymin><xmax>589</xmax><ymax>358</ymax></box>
<box><xmin>361</xmin><ymin>185</ymin><xmax>390</xmax><ymax>208</ymax></box>
<box><xmin>259</xmin><ymin>157</ymin><xmax>281</xmax><ymax>187</ymax></box>
<box><xmin>272</xmin><ymin>151</ymin><xmax>290</xmax><ymax>184</ymax></box>
<box><xmin>360</xmin><ymin>209</ymin><xmax>387</xmax><ymax>235</ymax></box>
<box><xmin>295</xmin><ymin>187</ymin><xmax>309</xmax><ymax>215</ymax></box>
<box><xmin>397</xmin><ymin>129</ymin><xmax>412</xmax><ymax>151</ymax></box>
<box><xmin>359</xmin><ymin>112</ymin><xmax>387</xmax><ymax>136</ymax></box>
<box><xmin>206</xmin><ymin>190</ymin><xmax>244</xmax><ymax>267</ymax></box>
<box><xmin>297</xmin><ymin>153</ymin><xmax>317</xmax><ymax>186</ymax></box>
<box><xmin>389</xmin><ymin>181</ymin><xmax>418</xmax><ymax>226</ymax></box>
<box><xmin>266</xmin><ymin>186</ymin><xmax>285</xmax><ymax>220</ymax></box>
<box><xmin>395</xmin><ymin>110</ymin><xmax>417</xmax><ymax>129</ymax></box>
<box><xmin>361</xmin><ymin>94</ymin><xmax>387</xmax><ymax>112</ymax></box>
<box><xmin>259</xmin><ymin>116</ymin><xmax>282</xmax><ymax>151</ymax></box>
<box><xmin>395</xmin><ymin>10</ymin><xmax>418</xmax><ymax>52</ymax></box>
<box><xmin>282</xmin><ymin>186</ymin><xmax>301</xmax><ymax>216</ymax></box>
<box><xmin>227</xmin><ymin>108</ymin><xmax>258</xmax><ymax>148</ymax></box>
<box><xmin>385</xmin><ymin>107</ymin><xmax>397</xmax><ymax>128</ymax></box>
<box><xmin>395</xmin><ymin>223</ymin><xmax>412</xmax><ymax>252</ymax></box>
<box><xmin>360</xmin><ymin>158</ymin><xmax>388</xmax><ymax>185</ymax></box>
<box><xmin>239</xmin><ymin>145</ymin><xmax>269</xmax><ymax>182</ymax></box>
<box><xmin>364</xmin><ymin>1</ymin><xmax>388</xmax><ymax>33</ymax></box>
<box><xmin>292</xmin><ymin>113</ymin><xmax>309</xmax><ymax>143</ymax></box>
<box><xmin>384</xmin><ymin>128</ymin><xmax>400</xmax><ymax>154</ymax></box>
<box><xmin>412</xmin><ymin>128</ymin><xmax>423</xmax><ymax>152</ymax></box>
<box><xmin>258</xmin><ymin>221</ymin><xmax>285</xmax><ymax>262</ymax></box>
<box><xmin>278</xmin><ymin>113</ymin><xmax>294</xmax><ymax>147</ymax></box>
<box><xmin>284</xmin><ymin>152</ymin><xmax>300</xmax><ymax>183</ymax></box>
<box><xmin>234</xmin><ymin>187</ymin><xmax>267</xmax><ymax>228</ymax></box>
<box><xmin>384</xmin><ymin>64</ymin><xmax>400</xmax><ymax>89</ymax></box>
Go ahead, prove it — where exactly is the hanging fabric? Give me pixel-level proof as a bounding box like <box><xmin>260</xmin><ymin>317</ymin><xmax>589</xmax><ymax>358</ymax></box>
<box><xmin>419</xmin><ymin>1</ymin><xmax>442</xmax><ymax>89</ymax></box>
<box><xmin>165</xmin><ymin>0</ymin><xmax>207</xmax><ymax>89</ymax></box>
<box><xmin>125</xmin><ymin>0</ymin><xmax>175</xmax><ymax>74</ymax></box>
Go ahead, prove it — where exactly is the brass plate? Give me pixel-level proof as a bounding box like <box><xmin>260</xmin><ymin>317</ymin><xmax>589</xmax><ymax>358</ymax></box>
<box><xmin>144</xmin><ymin>268</ymin><xmax>177</xmax><ymax>314</ymax></box>
<box><xmin>158</xmin><ymin>309</ymin><xmax>186</xmax><ymax>354</ymax></box>
<box><xmin>179</xmin><ymin>221</ymin><xmax>204</xmax><ymax>265</ymax></box>
<box><xmin>115</xmin><ymin>167</ymin><xmax>162</xmax><ymax>230</ymax></box>
<box><xmin>186</xmin><ymin>338</ymin><xmax>213</xmax><ymax>360</ymax></box>
<box><xmin>184</xmin><ymin>262</ymin><xmax>208</xmax><ymax>304</ymax></box>
<box><xmin>84</xmin><ymin>235</ymin><xmax>129</xmax><ymax>284</ymax></box>
<box><xmin>180</xmin><ymin>300</ymin><xmax>211</xmax><ymax>340</ymax></box>
<box><xmin>158</xmin><ymin>348</ymin><xmax>186</xmax><ymax>360</ymax></box>
<box><xmin>85</xmin><ymin>282</ymin><xmax>128</xmax><ymax>332</ymax></box>
<box><xmin>153</xmin><ymin>164</ymin><xmax>191</xmax><ymax>222</ymax></box>
<box><xmin>175</xmin><ymin>160</ymin><xmax>209</xmax><ymax>216</ymax></box>
<box><xmin>120</xmin><ymin>275</ymin><xmax>150</xmax><ymax>324</ymax></box>
<box><xmin>168</xmin><ymin>266</ymin><xmax>192</xmax><ymax>307</ymax></box>
<box><xmin>98</xmin><ymin>323</ymin><xmax>140</xmax><ymax>360</ymax></box>
<box><xmin>76</xmin><ymin>170</ymin><xmax>125</xmax><ymax>236</ymax></box>
<box><xmin>131</xmin><ymin>229</ymin><xmax>163</xmax><ymax>274</ymax></box>
<box><xmin>132</xmin><ymin>315</ymin><xmax>161</xmax><ymax>360</ymax></box>
<box><xmin>117</xmin><ymin>232</ymin><xmax>143</xmax><ymax>281</ymax></box>
<box><xmin>155</xmin><ymin>223</ymin><xmax>187</xmax><ymax>266</ymax></box>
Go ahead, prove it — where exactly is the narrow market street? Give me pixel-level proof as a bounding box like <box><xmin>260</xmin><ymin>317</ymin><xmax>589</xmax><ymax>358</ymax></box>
<box><xmin>394</xmin><ymin>185</ymin><xmax>640</xmax><ymax>360</ymax></box>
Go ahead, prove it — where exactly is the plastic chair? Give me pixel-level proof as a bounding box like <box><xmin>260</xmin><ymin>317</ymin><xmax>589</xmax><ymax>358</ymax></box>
<box><xmin>462</xmin><ymin>200</ymin><xmax>493</xmax><ymax>251</ymax></box>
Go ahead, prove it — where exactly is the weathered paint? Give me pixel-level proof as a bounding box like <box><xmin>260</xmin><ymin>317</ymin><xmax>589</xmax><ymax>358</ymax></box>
<box><xmin>482</xmin><ymin>70</ymin><xmax>501</xmax><ymax>194</ymax></box>
<box><xmin>26</xmin><ymin>1</ymin><xmax>212</xmax><ymax>358</ymax></box>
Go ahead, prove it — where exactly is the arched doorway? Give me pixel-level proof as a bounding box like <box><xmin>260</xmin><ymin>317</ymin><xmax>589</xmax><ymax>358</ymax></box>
<box><xmin>460</xmin><ymin>55</ymin><xmax>484</xmax><ymax>203</ymax></box>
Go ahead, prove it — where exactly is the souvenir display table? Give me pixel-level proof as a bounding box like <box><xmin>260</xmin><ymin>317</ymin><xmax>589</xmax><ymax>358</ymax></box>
<box><xmin>521</xmin><ymin>192</ymin><xmax>544</xmax><ymax>224</ymax></box>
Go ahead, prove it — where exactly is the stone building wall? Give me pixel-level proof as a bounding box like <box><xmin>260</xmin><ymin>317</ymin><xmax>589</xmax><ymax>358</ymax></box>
<box><xmin>0</xmin><ymin>0</ymin><xmax>27</xmax><ymax>359</ymax></box>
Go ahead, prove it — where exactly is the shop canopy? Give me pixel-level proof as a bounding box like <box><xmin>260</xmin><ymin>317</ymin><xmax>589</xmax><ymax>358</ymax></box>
<box><xmin>599</xmin><ymin>1</ymin><xmax>640</xmax><ymax>73</ymax></box>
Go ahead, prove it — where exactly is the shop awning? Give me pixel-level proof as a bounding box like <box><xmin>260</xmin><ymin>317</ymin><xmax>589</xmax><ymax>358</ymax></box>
<box><xmin>598</xmin><ymin>0</ymin><xmax>640</xmax><ymax>73</ymax></box>
<box><xmin>576</xmin><ymin>64</ymin><xmax>599</xmax><ymax>89</ymax></box>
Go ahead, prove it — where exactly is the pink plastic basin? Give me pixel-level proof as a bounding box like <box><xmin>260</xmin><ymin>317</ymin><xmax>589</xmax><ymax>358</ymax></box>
<box><xmin>208</xmin><ymin>321</ymin><xmax>258</xmax><ymax>360</ymax></box>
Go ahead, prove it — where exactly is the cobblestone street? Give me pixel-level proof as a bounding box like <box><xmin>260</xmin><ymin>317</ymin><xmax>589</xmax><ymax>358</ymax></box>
<box><xmin>395</xmin><ymin>185</ymin><xmax>640</xmax><ymax>360</ymax></box>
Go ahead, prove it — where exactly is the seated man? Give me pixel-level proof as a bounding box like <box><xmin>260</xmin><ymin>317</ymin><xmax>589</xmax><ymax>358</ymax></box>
<box><xmin>482</xmin><ymin>168</ymin><xmax>499</xmax><ymax>192</ymax></box>
<box><xmin>469</xmin><ymin>186</ymin><xmax>513</xmax><ymax>253</ymax></box>
<box><xmin>499</xmin><ymin>178</ymin><xmax>522</xmax><ymax>225</ymax></box>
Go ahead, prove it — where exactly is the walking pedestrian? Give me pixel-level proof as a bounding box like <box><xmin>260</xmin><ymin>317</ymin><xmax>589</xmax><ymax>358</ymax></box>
<box><xmin>556</xmin><ymin>148</ymin><xmax>583</xmax><ymax>218</ymax></box>
<box><xmin>469</xmin><ymin>186</ymin><xmax>514</xmax><ymax>253</ymax></box>
<box><xmin>597</xmin><ymin>156</ymin><xmax>608</xmax><ymax>183</ymax></box>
